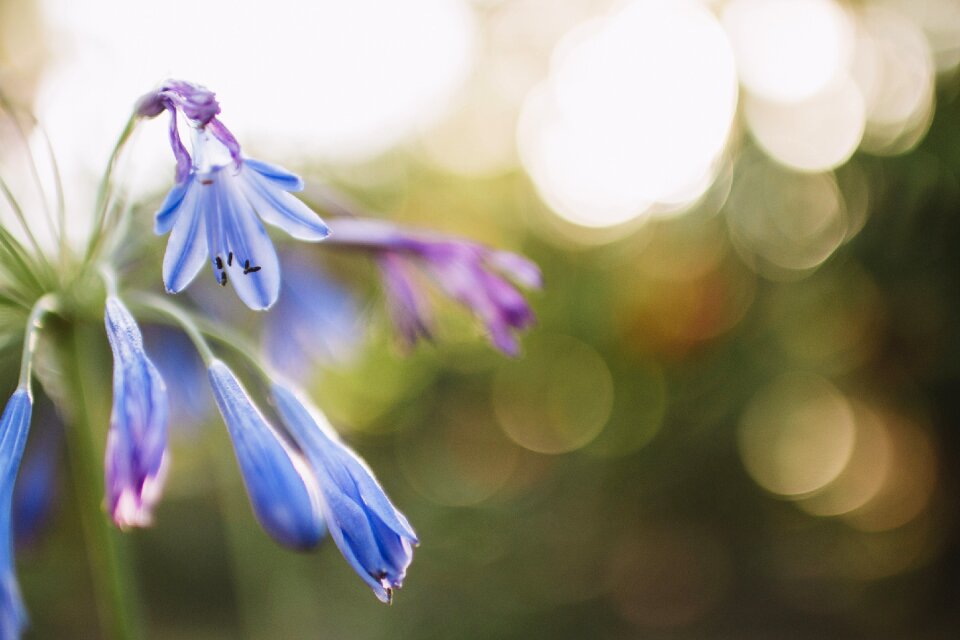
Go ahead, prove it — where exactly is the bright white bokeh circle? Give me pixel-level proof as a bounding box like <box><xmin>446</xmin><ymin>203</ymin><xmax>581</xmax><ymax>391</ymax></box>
<box><xmin>723</xmin><ymin>0</ymin><xmax>854</xmax><ymax>103</ymax></box>
<box><xmin>518</xmin><ymin>0</ymin><xmax>738</xmax><ymax>230</ymax></box>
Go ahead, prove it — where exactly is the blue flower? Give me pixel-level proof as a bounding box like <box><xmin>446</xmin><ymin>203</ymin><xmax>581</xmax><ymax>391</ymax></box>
<box><xmin>271</xmin><ymin>384</ymin><xmax>417</xmax><ymax>603</ymax></box>
<box><xmin>207</xmin><ymin>360</ymin><xmax>325</xmax><ymax>550</ymax></box>
<box><xmin>139</xmin><ymin>80</ymin><xmax>330</xmax><ymax>310</ymax></box>
<box><xmin>137</xmin><ymin>80</ymin><xmax>329</xmax><ymax>309</ymax></box>
<box><xmin>104</xmin><ymin>297</ymin><xmax>170</xmax><ymax>529</ymax></box>
<box><xmin>0</xmin><ymin>389</ymin><xmax>33</xmax><ymax>639</ymax></box>
<box><xmin>263</xmin><ymin>254</ymin><xmax>364</xmax><ymax>378</ymax></box>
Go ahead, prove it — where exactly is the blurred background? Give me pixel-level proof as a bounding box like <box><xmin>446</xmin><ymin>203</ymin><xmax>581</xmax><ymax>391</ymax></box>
<box><xmin>3</xmin><ymin>0</ymin><xmax>960</xmax><ymax>637</ymax></box>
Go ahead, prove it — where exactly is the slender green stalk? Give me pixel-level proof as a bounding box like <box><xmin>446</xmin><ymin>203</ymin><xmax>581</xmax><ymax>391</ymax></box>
<box><xmin>18</xmin><ymin>293</ymin><xmax>60</xmax><ymax>389</ymax></box>
<box><xmin>0</xmin><ymin>92</ymin><xmax>60</xmax><ymax>251</ymax></box>
<box><xmin>129</xmin><ymin>291</ymin><xmax>280</xmax><ymax>383</ymax></box>
<box><xmin>0</xmin><ymin>177</ymin><xmax>46</xmax><ymax>262</ymax></box>
<box><xmin>57</xmin><ymin>322</ymin><xmax>145</xmax><ymax>640</ymax></box>
<box><xmin>84</xmin><ymin>114</ymin><xmax>138</xmax><ymax>266</ymax></box>
<box><xmin>127</xmin><ymin>292</ymin><xmax>215</xmax><ymax>363</ymax></box>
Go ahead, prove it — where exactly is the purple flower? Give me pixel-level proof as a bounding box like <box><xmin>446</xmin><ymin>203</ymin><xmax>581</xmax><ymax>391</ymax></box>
<box><xmin>0</xmin><ymin>389</ymin><xmax>33</xmax><ymax>639</ymax></box>
<box><xmin>104</xmin><ymin>297</ymin><xmax>170</xmax><ymax>529</ymax></box>
<box><xmin>263</xmin><ymin>254</ymin><xmax>364</xmax><ymax>378</ymax></box>
<box><xmin>325</xmin><ymin>218</ymin><xmax>542</xmax><ymax>356</ymax></box>
<box><xmin>207</xmin><ymin>360</ymin><xmax>325</xmax><ymax>550</ymax></box>
<box><xmin>271</xmin><ymin>384</ymin><xmax>416</xmax><ymax>603</ymax></box>
<box><xmin>13</xmin><ymin>415</ymin><xmax>61</xmax><ymax>550</ymax></box>
<box><xmin>138</xmin><ymin>80</ymin><xmax>330</xmax><ymax>310</ymax></box>
<box><xmin>142</xmin><ymin>326</ymin><xmax>211</xmax><ymax>429</ymax></box>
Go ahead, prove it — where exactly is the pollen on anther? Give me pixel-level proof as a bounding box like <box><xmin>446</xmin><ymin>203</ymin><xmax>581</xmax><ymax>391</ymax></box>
<box><xmin>219</xmin><ymin>272</ymin><xmax>228</xmax><ymax>287</ymax></box>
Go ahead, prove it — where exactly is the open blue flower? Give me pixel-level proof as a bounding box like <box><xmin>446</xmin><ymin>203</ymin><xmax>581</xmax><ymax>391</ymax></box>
<box><xmin>271</xmin><ymin>384</ymin><xmax>417</xmax><ymax>603</ymax></box>
<box><xmin>0</xmin><ymin>389</ymin><xmax>33</xmax><ymax>639</ymax></box>
<box><xmin>104</xmin><ymin>297</ymin><xmax>170</xmax><ymax>528</ymax></box>
<box><xmin>140</xmin><ymin>81</ymin><xmax>330</xmax><ymax>310</ymax></box>
<box><xmin>207</xmin><ymin>360</ymin><xmax>325</xmax><ymax>550</ymax></box>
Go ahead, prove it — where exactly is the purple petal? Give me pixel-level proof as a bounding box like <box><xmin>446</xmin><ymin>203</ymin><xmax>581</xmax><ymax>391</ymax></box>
<box><xmin>487</xmin><ymin>250</ymin><xmax>543</xmax><ymax>289</ymax></box>
<box><xmin>104</xmin><ymin>297</ymin><xmax>170</xmax><ymax>529</ymax></box>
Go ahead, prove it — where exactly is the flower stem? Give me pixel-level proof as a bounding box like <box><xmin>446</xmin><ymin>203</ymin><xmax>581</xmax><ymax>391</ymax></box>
<box><xmin>58</xmin><ymin>321</ymin><xmax>145</xmax><ymax>639</ymax></box>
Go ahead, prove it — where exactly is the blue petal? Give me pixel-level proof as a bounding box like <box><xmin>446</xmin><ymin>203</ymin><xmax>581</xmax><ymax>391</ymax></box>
<box><xmin>0</xmin><ymin>389</ymin><xmax>34</xmax><ymax>639</ymax></box>
<box><xmin>271</xmin><ymin>385</ymin><xmax>416</xmax><ymax>600</ymax></box>
<box><xmin>244</xmin><ymin>158</ymin><xmax>304</xmax><ymax>192</ymax></box>
<box><xmin>155</xmin><ymin>179</ymin><xmax>190</xmax><ymax>235</ymax></box>
<box><xmin>162</xmin><ymin>182</ymin><xmax>208</xmax><ymax>293</ymax></box>
<box><xmin>207</xmin><ymin>361</ymin><xmax>324</xmax><ymax>550</ymax></box>
<box><xmin>211</xmin><ymin>172</ymin><xmax>282</xmax><ymax>310</ymax></box>
<box><xmin>239</xmin><ymin>168</ymin><xmax>330</xmax><ymax>242</ymax></box>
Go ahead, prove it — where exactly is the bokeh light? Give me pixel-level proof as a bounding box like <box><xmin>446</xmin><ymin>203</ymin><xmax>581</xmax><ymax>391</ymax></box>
<box><xmin>518</xmin><ymin>0</ymin><xmax>737</xmax><ymax>230</ymax></box>
<box><xmin>722</xmin><ymin>0</ymin><xmax>853</xmax><ymax>103</ymax></box>
<box><xmin>738</xmin><ymin>373</ymin><xmax>856</xmax><ymax>497</ymax></box>
<box><xmin>744</xmin><ymin>79</ymin><xmax>865</xmax><ymax>172</ymax></box>
<box><xmin>852</xmin><ymin>5</ymin><xmax>936</xmax><ymax>156</ymax></box>
<box><xmin>492</xmin><ymin>334</ymin><xmax>613</xmax><ymax>454</ymax></box>
<box><xmin>726</xmin><ymin>155</ymin><xmax>848</xmax><ymax>279</ymax></box>
<box><xmin>798</xmin><ymin>401</ymin><xmax>891</xmax><ymax>517</ymax></box>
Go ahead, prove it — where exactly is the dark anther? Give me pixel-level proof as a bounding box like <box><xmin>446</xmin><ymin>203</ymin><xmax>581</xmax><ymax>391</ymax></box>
<box><xmin>243</xmin><ymin>259</ymin><xmax>250</xmax><ymax>269</ymax></box>
<box><xmin>219</xmin><ymin>272</ymin><xmax>228</xmax><ymax>287</ymax></box>
<box><xmin>243</xmin><ymin>265</ymin><xmax>262</xmax><ymax>275</ymax></box>
<box><xmin>215</xmin><ymin>256</ymin><xmax>223</xmax><ymax>270</ymax></box>
<box><xmin>200</xmin><ymin>179</ymin><xmax>214</xmax><ymax>186</ymax></box>
<box><xmin>227</xmin><ymin>252</ymin><xmax>234</xmax><ymax>266</ymax></box>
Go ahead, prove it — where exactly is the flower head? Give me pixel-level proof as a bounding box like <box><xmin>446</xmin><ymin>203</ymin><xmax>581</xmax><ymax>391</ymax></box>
<box><xmin>138</xmin><ymin>80</ymin><xmax>330</xmax><ymax>310</ymax></box>
<box><xmin>104</xmin><ymin>297</ymin><xmax>170</xmax><ymax>529</ymax></box>
<box><xmin>207</xmin><ymin>360</ymin><xmax>325</xmax><ymax>550</ymax></box>
<box><xmin>325</xmin><ymin>218</ymin><xmax>542</xmax><ymax>356</ymax></box>
<box><xmin>0</xmin><ymin>389</ymin><xmax>33</xmax><ymax>639</ymax></box>
<box><xmin>271</xmin><ymin>384</ymin><xmax>417</xmax><ymax>603</ymax></box>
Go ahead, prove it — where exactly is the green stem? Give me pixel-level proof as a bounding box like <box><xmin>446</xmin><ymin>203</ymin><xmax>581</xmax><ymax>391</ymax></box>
<box><xmin>84</xmin><ymin>114</ymin><xmax>138</xmax><ymax>266</ymax></box>
<box><xmin>18</xmin><ymin>293</ymin><xmax>60</xmax><ymax>389</ymax></box>
<box><xmin>58</xmin><ymin>322</ymin><xmax>144</xmax><ymax>640</ymax></box>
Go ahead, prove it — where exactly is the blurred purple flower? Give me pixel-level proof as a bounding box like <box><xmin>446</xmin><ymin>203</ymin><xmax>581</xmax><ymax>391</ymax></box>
<box><xmin>271</xmin><ymin>384</ymin><xmax>416</xmax><ymax>603</ymax></box>
<box><xmin>13</xmin><ymin>416</ymin><xmax>61</xmax><ymax>550</ymax></box>
<box><xmin>207</xmin><ymin>360</ymin><xmax>325</xmax><ymax>550</ymax></box>
<box><xmin>325</xmin><ymin>218</ymin><xmax>542</xmax><ymax>356</ymax></box>
<box><xmin>104</xmin><ymin>297</ymin><xmax>170</xmax><ymax>529</ymax></box>
<box><xmin>263</xmin><ymin>254</ymin><xmax>364</xmax><ymax>378</ymax></box>
<box><xmin>142</xmin><ymin>326</ymin><xmax>212</xmax><ymax>429</ymax></box>
<box><xmin>138</xmin><ymin>80</ymin><xmax>329</xmax><ymax>310</ymax></box>
<box><xmin>0</xmin><ymin>389</ymin><xmax>32</xmax><ymax>639</ymax></box>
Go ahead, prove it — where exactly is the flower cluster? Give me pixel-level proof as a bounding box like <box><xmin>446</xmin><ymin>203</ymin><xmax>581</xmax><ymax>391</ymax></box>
<box><xmin>0</xmin><ymin>79</ymin><xmax>540</xmax><ymax>636</ymax></box>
